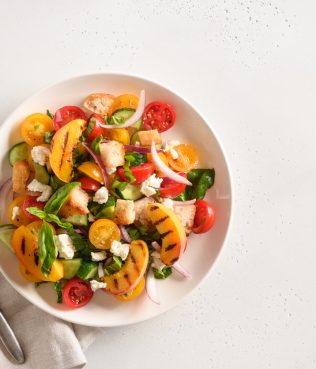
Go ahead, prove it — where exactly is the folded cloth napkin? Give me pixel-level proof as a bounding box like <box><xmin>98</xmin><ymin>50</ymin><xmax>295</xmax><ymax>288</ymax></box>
<box><xmin>0</xmin><ymin>273</ymin><xmax>101</xmax><ymax>369</ymax></box>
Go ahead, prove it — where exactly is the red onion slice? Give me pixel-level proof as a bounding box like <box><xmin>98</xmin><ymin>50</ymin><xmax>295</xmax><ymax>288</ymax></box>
<box><xmin>173</xmin><ymin>262</ymin><xmax>192</xmax><ymax>279</ymax></box>
<box><xmin>98</xmin><ymin>263</ymin><xmax>105</xmax><ymax>278</ymax></box>
<box><xmin>119</xmin><ymin>225</ymin><xmax>131</xmax><ymax>243</ymax></box>
<box><xmin>82</xmin><ymin>142</ymin><xmax>108</xmax><ymax>186</ymax></box>
<box><xmin>123</xmin><ymin>144</ymin><xmax>163</xmax><ymax>154</ymax></box>
<box><xmin>151</xmin><ymin>241</ymin><xmax>161</xmax><ymax>252</ymax></box>
<box><xmin>0</xmin><ymin>178</ymin><xmax>13</xmax><ymax>223</ymax></box>
<box><xmin>100</xmin><ymin>90</ymin><xmax>145</xmax><ymax>129</ymax></box>
<box><xmin>146</xmin><ymin>269</ymin><xmax>160</xmax><ymax>305</ymax></box>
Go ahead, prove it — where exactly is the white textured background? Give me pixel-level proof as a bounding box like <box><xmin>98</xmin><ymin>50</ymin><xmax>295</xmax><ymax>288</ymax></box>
<box><xmin>1</xmin><ymin>1</ymin><xmax>316</xmax><ymax>368</ymax></box>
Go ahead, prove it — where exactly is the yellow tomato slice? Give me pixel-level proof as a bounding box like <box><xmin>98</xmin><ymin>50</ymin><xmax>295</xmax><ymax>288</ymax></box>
<box><xmin>19</xmin><ymin>263</ymin><xmax>42</xmax><ymax>283</ymax></box>
<box><xmin>21</xmin><ymin>113</ymin><xmax>53</xmax><ymax>147</ymax></box>
<box><xmin>114</xmin><ymin>277</ymin><xmax>145</xmax><ymax>302</ymax></box>
<box><xmin>78</xmin><ymin>162</ymin><xmax>104</xmax><ymax>184</ymax></box>
<box><xmin>8</xmin><ymin>196</ymin><xmax>31</xmax><ymax>227</ymax></box>
<box><xmin>108</xmin><ymin>128</ymin><xmax>130</xmax><ymax>145</ymax></box>
<box><xmin>110</xmin><ymin>94</ymin><xmax>139</xmax><ymax>115</ymax></box>
<box><xmin>27</xmin><ymin>220</ymin><xmax>44</xmax><ymax>237</ymax></box>
<box><xmin>166</xmin><ymin>144</ymin><xmax>198</xmax><ymax>172</ymax></box>
<box><xmin>89</xmin><ymin>219</ymin><xmax>120</xmax><ymax>250</ymax></box>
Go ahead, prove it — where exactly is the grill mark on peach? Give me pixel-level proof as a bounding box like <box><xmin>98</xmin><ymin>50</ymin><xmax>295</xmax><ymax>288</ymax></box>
<box><xmin>113</xmin><ymin>278</ymin><xmax>119</xmax><ymax>289</ymax></box>
<box><xmin>165</xmin><ymin>243</ymin><xmax>177</xmax><ymax>251</ymax></box>
<box><xmin>171</xmin><ymin>257</ymin><xmax>179</xmax><ymax>264</ymax></box>
<box><xmin>149</xmin><ymin>205</ymin><xmax>159</xmax><ymax>211</ymax></box>
<box><xmin>124</xmin><ymin>273</ymin><xmax>132</xmax><ymax>285</ymax></box>
<box><xmin>160</xmin><ymin>230</ymin><xmax>173</xmax><ymax>239</ymax></box>
<box><xmin>153</xmin><ymin>215</ymin><xmax>169</xmax><ymax>226</ymax></box>
<box><xmin>21</xmin><ymin>238</ymin><xmax>25</xmax><ymax>255</ymax></box>
<box><xmin>34</xmin><ymin>250</ymin><xmax>39</xmax><ymax>266</ymax></box>
<box><xmin>59</xmin><ymin>131</ymin><xmax>69</xmax><ymax>169</ymax></box>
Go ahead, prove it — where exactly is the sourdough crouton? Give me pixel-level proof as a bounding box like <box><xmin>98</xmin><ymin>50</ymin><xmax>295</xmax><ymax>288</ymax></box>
<box><xmin>100</xmin><ymin>141</ymin><xmax>125</xmax><ymax>169</ymax></box>
<box><xmin>173</xmin><ymin>205</ymin><xmax>196</xmax><ymax>235</ymax></box>
<box><xmin>83</xmin><ymin>93</ymin><xmax>115</xmax><ymax>117</ymax></box>
<box><xmin>134</xmin><ymin>197</ymin><xmax>155</xmax><ymax>225</ymax></box>
<box><xmin>114</xmin><ymin>199</ymin><xmax>135</xmax><ymax>225</ymax></box>
<box><xmin>137</xmin><ymin>129</ymin><xmax>162</xmax><ymax>146</ymax></box>
<box><xmin>12</xmin><ymin>160</ymin><xmax>30</xmax><ymax>193</ymax></box>
<box><xmin>59</xmin><ymin>186</ymin><xmax>89</xmax><ymax>216</ymax></box>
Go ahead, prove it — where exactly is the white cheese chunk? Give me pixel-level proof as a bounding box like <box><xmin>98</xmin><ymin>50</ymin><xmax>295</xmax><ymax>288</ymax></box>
<box><xmin>140</xmin><ymin>174</ymin><xmax>163</xmax><ymax>197</ymax></box>
<box><xmin>12</xmin><ymin>206</ymin><xmax>20</xmax><ymax>220</ymax></box>
<box><xmin>54</xmin><ymin>234</ymin><xmax>75</xmax><ymax>260</ymax></box>
<box><xmin>31</xmin><ymin>146</ymin><xmax>50</xmax><ymax>166</ymax></box>
<box><xmin>27</xmin><ymin>179</ymin><xmax>52</xmax><ymax>202</ymax></box>
<box><xmin>161</xmin><ymin>198</ymin><xmax>174</xmax><ymax>210</ymax></box>
<box><xmin>151</xmin><ymin>251</ymin><xmax>166</xmax><ymax>271</ymax></box>
<box><xmin>106</xmin><ymin>167</ymin><xmax>117</xmax><ymax>175</ymax></box>
<box><xmin>170</xmin><ymin>148</ymin><xmax>179</xmax><ymax>160</ymax></box>
<box><xmin>91</xmin><ymin>251</ymin><xmax>107</xmax><ymax>262</ymax></box>
<box><xmin>90</xmin><ymin>279</ymin><xmax>107</xmax><ymax>292</ymax></box>
<box><xmin>93</xmin><ymin>186</ymin><xmax>109</xmax><ymax>204</ymax></box>
<box><xmin>110</xmin><ymin>240</ymin><xmax>130</xmax><ymax>261</ymax></box>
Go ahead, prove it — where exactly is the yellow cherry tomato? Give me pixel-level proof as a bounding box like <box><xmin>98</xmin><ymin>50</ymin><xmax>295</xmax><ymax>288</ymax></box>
<box><xmin>89</xmin><ymin>219</ymin><xmax>121</xmax><ymax>250</ymax></box>
<box><xmin>8</xmin><ymin>196</ymin><xmax>31</xmax><ymax>227</ymax></box>
<box><xmin>115</xmin><ymin>277</ymin><xmax>145</xmax><ymax>302</ymax></box>
<box><xmin>21</xmin><ymin>113</ymin><xmax>54</xmax><ymax>147</ymax></box>
<box><xmin>110</xmin><ymin>94</ymin><xmax>139</xmax><ymax>115</ymax></box>
<box><xmin>78</xmin><ymin>162</ymin><xmax>104</xmax><ymax>184</ymax></box>
<box><xmin>166</xmin><ymin>144</ymin><xmax>198</xmax><ymax>172</ymax></box>
<box><xmin>108</xmin><ymin>128</ymin><xmax>130</xmax><ymax>145</ymax></box>
<box><xmin>147</xmin><ymin>152</ymin><xmax>169</xmax><ymax>177</ymax></box>
<box><xmin>19</xmin><ymin>263</ymin><xmax>42</xmax><ymax>283</ymax></box>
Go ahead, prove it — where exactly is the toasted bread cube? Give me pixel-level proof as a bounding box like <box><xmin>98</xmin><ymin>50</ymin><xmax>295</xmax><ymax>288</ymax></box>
<box><xmin>83</xmin><ymin>93</ymin><xmax>115</xmax><ymax>117</ymax></box>
<box><xmin>12</xmin><ymin>160</ymin><xmax>30</xmax><ymax>193</ymax></box>
<box><xmin>134</xmin><ymin>197</ymin><xmax>155</xmax><ymax>225</ymax></box>
<box><xmin>173</xmin><ymin>205</ymin><xmax>196</xmax><ymax>235</ymax></box>
<box><xmin>114</xmin><ymin>199</ymin><xmax>135</xmax><ymax>225</ymax></box>
<box><xmin>138</xmin><ymin>130</ymin><xmax>162</xmax><ymax>146</ymax></box>
<box><xmin>100</xmin><ymin>141</ymin><xmax>125</xmax><ymax>169</ymax></box>
<box><xmin>59</xmin><ymin>186</ymin><xmax>89</xmax><ymax>216</ymax></box>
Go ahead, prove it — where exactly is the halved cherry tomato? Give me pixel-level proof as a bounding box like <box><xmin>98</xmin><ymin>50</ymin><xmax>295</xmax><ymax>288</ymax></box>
<box><xmin>159</xmin><ymin>174</ymin><xmax>187</xmax><ymax>198</ymax></box>
<box><xmin>78</xmin><ymin>176</ymin><xmax>101</xmax><ymax>192</ymax></box>
<box><xmin>115</xmin><ymin>277</ymin><xmax>145</xmax><ymax>302</ymax></box>
<box><xmin>142</xmin><ymin>101</ymin><xmax>176</xmax><ymax>133</ymax></box>
<box><xmin>110</xmin><ymin>94</ymin><xmax>139</xmax><ymax>115</ymax></box>
<box><xmin>117</xmin><ymin>163</ymin><xmax>154</xmax><ymax>184</ymax></box>
<box><xmin>89</xmin><ymin>219</ymin><xmax>120</xmax><ymax>250</ymax></box>
<box><xmin>86</xmin><ymin>114</ymin><xmax>106</xmax><ymax>142</ymax></box>
<box><xmin>8</xmin><ymin>196</ymin><xmax>31</xmax><ymax>226</ymax></box>
<box><xmin>193</xmin><ymin>200</ymin><xmax>216</xmax><ymax>234</ymax></box>
<box><xmin>21</xmin><ymin>113</ymin><xmax>54</xmax><ymax>146</ymax></box>
<box><xmin>22</xmin><ymin>196</ymin><xmax>45</xmax><ymax>221</ymax></box>
<box><xmin>63</xmin><ymin>277</ymin><xmax>94</xmax><ymax>308</ymax></box>
<box><xmin>166</xmin><ymin>144</ymin><xmax>198</xmax><ymax>172</ymax></box>
<box><xmin>53</xmin><ymin>106</ymin><xmax>86</xmax><ymax>131</ymax></box>
<box><xmin>78</xmin><ymin>162</ymin><xmax>104</xmax><ymax>184</ymax></box>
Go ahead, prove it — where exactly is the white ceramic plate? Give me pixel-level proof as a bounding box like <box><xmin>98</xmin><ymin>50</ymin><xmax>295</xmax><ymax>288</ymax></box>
<box><xmin>0</xmin><ymin>73</ymin><xmax>232</xmax><ymax>327</ymax></box>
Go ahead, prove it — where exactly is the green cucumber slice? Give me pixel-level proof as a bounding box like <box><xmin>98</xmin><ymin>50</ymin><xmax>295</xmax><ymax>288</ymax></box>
<box><xmin>77</xmin><ymin>260</ymin><xmax>98</xmax><ymax>280</ymax></box>
<box><xmin>63</xmin><ymin>214</ymin><xmax>88</xmax><ymax>226</ymax></box>
<box><xmin>34</xmin><ymin>163</ymin><xmax>50</xmax><ymax>184</ymax></box>
<box><xmin>116</xmin><ymin>183</ymin><xmax>142</xmax><ymax>201</ymax></box>
<box><xmin>61</xmin><ymin>258</ymin><xmax>82</xmax><ymax>279</ymax></box>
<box><xmin>8</xmin><ymin>142</ymin><xmax>29</xmax><ymax>166</ymax></box>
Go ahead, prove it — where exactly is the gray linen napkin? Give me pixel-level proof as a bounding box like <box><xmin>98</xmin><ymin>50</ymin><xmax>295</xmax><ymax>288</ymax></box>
<box><xmin>0</xmin><ymin>273</ymin><xmax>101</xmax><ymax>369</ymax></box>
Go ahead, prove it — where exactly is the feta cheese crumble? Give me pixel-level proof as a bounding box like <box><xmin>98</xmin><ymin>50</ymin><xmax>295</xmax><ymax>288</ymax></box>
<box><xmin>93</xmin><ymin>186</ymin><xmax>109</xmax><ymax>204</ymax></box>
<box><xmin>27</xmin><ymin>179</ymin><xmax>52</xmax><ymax>202</ymax></box>
<box><xmin>31</xmin><ymin>146</ymin><xmax>50</xmax><ymax>166</ymax></box>
<box><xmin>90</xmin><ymin>279</ymin><xmax>107</xmax><ymax>292</ymax></box>
<box><xmin>170</xmin><ymin>148</ymin><xmax>179</xmax><ymax>160</ymax></box>
<box><xmin>151</xmin><ymin>251</ymin><xmax>166</xmax><ymax>271</ymax></box>
<box><xmin>106</xmin><ymin>167</ymin><xmax>117</xmax><ymax>175</ymax></box>
<box><xmin>54</xmin><ymin>234</ymin><xmax>75</xmax><ymax>260</ymax></box>
<box><xmin>161</xmin><ymin>198</ymin><xmax>174</xmax><ymax>210</ymax></box>
<box><xmin>12</xmin><ymin>206</ymin><xmax>20</xmax><ymax>220</ymax></box>
<box><xmin>91</xmin><ymin>251</ymin><xmax>107</xmax><ymax>261</ymax></box>
<box><xmin>110</xmin><ymin>240</ymin><xmax>130</xmax><ymax>261</ymax></box>
<box><xmin>140</xmin><ymin>174</ymin><xmax>163</xmax><ymax>197</ymax></box>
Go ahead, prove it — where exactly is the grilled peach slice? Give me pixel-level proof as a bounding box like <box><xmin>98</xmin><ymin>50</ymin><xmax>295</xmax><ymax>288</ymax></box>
<box><xmin>103</xmin><ymin>240</ymin><xmax>149</xmax><ymax>295</ymax></box>
<box><xmin>147</xmin><ymin>203</ymin><xmax>187</xmax><ymax>265</ymax></box>
<box><xmin>50</xmin><ymin>119</ymin><xmax>86</xmax><ymax>183</ymax></box>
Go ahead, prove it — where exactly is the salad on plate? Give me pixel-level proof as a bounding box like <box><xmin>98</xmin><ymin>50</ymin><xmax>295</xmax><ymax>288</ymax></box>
<box><xmin>0</xmin><ymin>90</ymin><xmax>216</xmax><ymax>308</ymax></box>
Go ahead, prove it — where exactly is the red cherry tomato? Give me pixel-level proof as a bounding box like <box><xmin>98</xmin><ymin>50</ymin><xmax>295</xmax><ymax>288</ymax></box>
<box><xmin>142</xmin><ymin>101</ymin><xmax>176</xmax><ymax>132</ymax></box>
<box><xmin>53</xmin><ymin>106</ymin><xmax>86</xmax><ymax>131</ymax></box>
<box><xmin>117</xmin><ymin>163</ymin><xmax>154</xmax><ymax>184</ymax></box>
<box><xmin>62</xmin><ymin>277</ymin><xmax>94</xmax><ymax>308</ymax></box>
<box><xmin>193</xmin><ymin>200</ymin><xmax>216</xmax><ymax>234</ymax></box>
<box><xmin>22</xmin><ymin>196</ymin><xmax>45</xmax><ymax>221</ymax></box>
<box><xmin>78</xmin><ymin>176</ymin><xmax>102</xmax><ymax>192</ymax></box>
<box><xmin>159</xmin><ymin>175</ymin><xmax>186</xmax><ymax>198</ymax></box>
<box><xmin>86</xmin><ymin>114</ymin><xmax>106</xmax><ymax>142</ymax></box>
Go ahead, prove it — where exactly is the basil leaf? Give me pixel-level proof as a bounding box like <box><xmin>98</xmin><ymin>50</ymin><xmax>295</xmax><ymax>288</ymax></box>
<box><xmin>26</xmin><ymin>207</ymin><xmax>46</xmax><ymax>219</ymax></box>
<box><xmin>128</xmin><ymin>228</ymin><xmax>141</xmax><ymax>241</ymax></box>
<box><xmin>123</xmin><ymin>164</ymin><xmax>135</xmax><ymax>183</ymax></box>
<box><xmin>91</xmin><ymin>135</ymin><xmax>102</xmax><ymax>154</ymax></box>
<box><xmin>34</xmin><ymin>281</ymin><xmax>48</xmax><ymax>288</ymax></box>
<box><xmin>26</xmin><ymin>208</ymin><xmax>73</xmax><ymax>229</ymax></box>
<box><xmin>152</xmin><ymin>266</ymin><xmax>172</xmax><ymax>279</ymax></box>
<box><xmin>46</xmin><ymin>109</ymin><xmax>54</xmax><ymax>119</ymax></box>
<box><xmin>38</xmin><ymin>220</ymin><xmax>58</xmax><ymax>276</ymax></box>
<box><xmin>125</xmin><ymin>152</ymin><xmax>147</xmax><ymax>166</ymax></box>
<box><xmin>44</xmin><ymin>182</ymin><xmax>80</xmax><ymax>214</ymax></box>
<box><xmin>54</xmin><ymin>281</ymin><xmax>63</xmax><ymax>303</ymax></box>
<box><xmin>44</xmin><ymin>131</ymin><xmax>54</xmax><ymax>144</ymax></box>
<box><xmin>67</xmin><ymin>229</ymin><xmax>90</xmax><ymax>253</ymax></box>
<box><xmin>49</xmin><ymin>175</ymin><xmax>65</xmax><ymax>191</ymax></box>
<box><xmin>104</xmin><ymin>256</ymin><xmax>122</xmax><ymax>275</ymax></box>
<box><xmin>177</xmin><ymin>169</ymin><xmax>215</xmax><ymax>201</ymax></box>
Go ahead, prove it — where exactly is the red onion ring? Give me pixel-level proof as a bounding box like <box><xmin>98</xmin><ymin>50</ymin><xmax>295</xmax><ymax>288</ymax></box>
<box><xmin>123</xmin><ymin>144</ymin><xmax>163</xmax><ymax>154</ymax></box>
<box><xmin>82</xmin><ymin>142</ymin><xmax>108</xmax><ymax>186</ymax></box>
<box><xmin>119</xmin><ymin>225</ymin><xmax>131</xmax><ymax>243</ymax></box>
<box><xmin>0</xmin><ymin>178</ymin><xmax>13</xmax><ymax>223</ymax></box>
<box><xmin>146</xmin><ymin>269</ymin><xmax>160</xmax><ymax>305</ymax></box>
<box><xmin>98</xmin><ymin>262</ymin><xmax>104</xmax><ymax>278</ymax></box>
<box><xmin>173</xmin><ymin>262</ymin><xmax>192</xmax><ymax>279</ymax></box>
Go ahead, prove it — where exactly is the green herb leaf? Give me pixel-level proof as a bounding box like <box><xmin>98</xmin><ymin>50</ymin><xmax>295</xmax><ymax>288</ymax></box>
<box><xmin>49</xmin><ymin>175</ymin><xmax>65</xmax><ymax>191</ymax></box>
<box><xmin>91</xmin><ymin>135</ymin><xmax>102</xmax><ymax>154</ymax></box>
<box><xmin>44</xmin><ymin>131</ymin><xmax>54</xmax><ymax>144</ymax></box>
<box><xmin>38</xmin><ymin>220</ymin><xmax>58</xmax><ymax>276</ymax></box>
<box><xmin>26</xmin><ymin>208</ymin><xmax>73</xmax><ymax>229</ymax></box>
<box><xmin>112</xmin><ymin>180</ymin><xmax>128</xmax><ymax>191</ymax></box>
<box><xmin>128</xmin><ymin>228</ymin><xmax>140</xmax><ymax>241</ymax></box>
<box><xmin>44</xmin><ymin>182</ymin><xmax>80</xmax><ymax>214</ymax></box>
<box><xmin>54</xmin><ymin>281</ymin><xmax>63</xmax><ymax>303</ymax></box>
<box><xmin>123</xmin><ymin>164</ymin><xmax>136</xmax><ymax>183</ymax></box>
<box><xmin>34</xmin><ymin>281</ymin><xmax>48</xmax><ymax>288</ymax></box>
<box><xmin>85</xmin><ymin>118</ymin><xmax>96</xmax><ymax>137</ymax></box>
<box><xmin>46</xmin><ymin>109</ymin><xmax>54</xmax><ymax>119</ymax></box>
<box><xmin>104</xmin><ymin>256</ymin><xmax>122</xmax><ymax>276</ymax></box>
<box><xmin>124</xmin><ymin>152</ymin><xmax>147</xmax><ymax>166</ymax></box>
<box><xmin>67</xmin><ymin>229</ymin><xmax>90</xmax><ymax>253</ymax></box>
<box><xmin>152</xmin><ymin>266</ymin><xmax>172</xmax><ymax>279</ymax></box>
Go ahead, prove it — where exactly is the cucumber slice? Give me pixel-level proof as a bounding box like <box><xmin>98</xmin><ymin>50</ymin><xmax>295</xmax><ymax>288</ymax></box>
<box><xmin>116</xmin><ymin>183</ymin><xmax>142</xmax><ymax>201</ymax></box>
<box><xmin>130</xmin><ymin>132</ymin><xmax>140</xmax><ymax>145</ymax></box>
<box><xmin>112</xmin><ymin>108</ymin><xmax>142</xmax><ymax>135</ymax></box>
<box><xmin>77</xmin><ymin>260</ymin><xmax>98</xmax><ymax>280</ymax></box>
<box><xmin>63</xmin><ymin>214</ymin><xmax>88</xmax><ymax>226</ymax></box>
<box><xmin>96</xmin><ymin>197</ymin><xmax>116</xmax><ymax>220</ymax></box>
<box><xmin>61</xmin><ymin>258</ymin><xmax>82</xmax><ymax>279</ymax></box>
<box><xmin>8</xmin><ymin>142</ymin><xmax>29</xmax><ymax>166</ymax></box>
<box><xmin>0</xmin><ymin>224</ymin><xmax>16</xmax><ymax>252</ymax></box>
<box><xmin>34</xmin><ymin>163</ymin><xmax>50</xmax><ymax>184</ymax></box>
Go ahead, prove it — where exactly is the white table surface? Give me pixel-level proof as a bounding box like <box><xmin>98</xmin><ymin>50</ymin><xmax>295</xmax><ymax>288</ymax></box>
<box><xmin>1</xmin><ymin>1</ymin><xmax>315</xmax><ymax>368</ymax></box>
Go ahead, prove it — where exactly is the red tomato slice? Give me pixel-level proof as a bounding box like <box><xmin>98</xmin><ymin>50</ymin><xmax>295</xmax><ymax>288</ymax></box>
<box><xmin>78</xmin><ymin>176</ymin><xmax>101</xmax><ymax>192</ymax></box>
<box><xmin>117</xmin><ymin>163</ymin><xmax>154</xmax><ymax>184</ymax></box>
<box><xmin>142</xmin><ymin>101</ymin><xmax>176</xmax><ymax>132</ymax></box>
<box><xmin>53</xmin><ymin>106</ymin><xmax>86</xmax><ymax>131</ymax></box>
<box><xmin>159</xmin><ymin>175</ymin><xmax>186</xmax><ymax>198</ymax></box>
<box><xmin>63</xmin><ymin>277</ymin><xmax>94</xmax><ymax>308</ymax></box>
<box><xmin>193</xmin><ymin>200</ymin><xmax>216</xmax><ymax>234</ymax></box>
<box><xmin>22</xmin><ymin>196</ymin><xmax>45</xmax><ymax>221</ymax></box>
<box><xmin>86</xmin><ymin>114</ymin><xmax>106</xmax><ymax>142</ymax></box>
